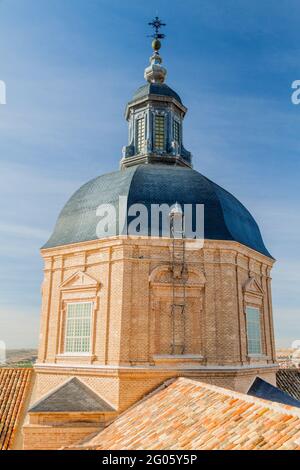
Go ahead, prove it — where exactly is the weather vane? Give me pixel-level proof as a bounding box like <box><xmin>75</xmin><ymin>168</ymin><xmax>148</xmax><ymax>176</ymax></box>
<box><xmin>148</xmin><ymin>16</ymin><xmax>166</xmax><ymax>40</ymax></box>
<box><xmin>145</xmin><ymin>15</ymin><xmax>167</xmax><ymax>82</ymax></box>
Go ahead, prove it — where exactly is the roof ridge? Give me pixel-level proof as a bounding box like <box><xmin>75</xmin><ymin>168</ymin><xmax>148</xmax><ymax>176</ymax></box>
<box><xmin>176</xmin><ymin>378</ymin><xmax>300</xmax><ymax>417</ymax></box>
<box><xmin>74</xmin><ymin>377</ymin><xmax>300</xmax><ymax>450</ymax></box>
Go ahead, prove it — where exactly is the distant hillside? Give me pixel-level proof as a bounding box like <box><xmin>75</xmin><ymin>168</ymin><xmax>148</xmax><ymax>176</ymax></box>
<box><xmin>4</xmin><ymin>349</ymin><xmax>38</xmax><ymax>367</ymax></box>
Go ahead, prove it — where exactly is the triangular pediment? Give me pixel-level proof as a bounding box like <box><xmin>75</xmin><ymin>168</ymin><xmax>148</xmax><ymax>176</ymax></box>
<box><xmin>29</xmin><ymin>378</ymin><xmax>115</xmax><ymax>413</ymax></box>
<box><xmin>60</xmin><ymin>271</ymin><xmax>99</xmax><ymax>290</ymax></box>
<box><xmin>243</xmin><ymin>277</ymin><xmax>264</xmax><ymax>296</ymax></box>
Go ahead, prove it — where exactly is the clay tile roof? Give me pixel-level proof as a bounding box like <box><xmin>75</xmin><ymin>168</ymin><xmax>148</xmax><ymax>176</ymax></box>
<box><xmin>29</xmin><ymin>377</ymin><xmax>115</xmax><ymax>413</ymax></box>
<box><xmin>277</xmin><ymin>369</ymin><xmax>300</xmax><ymax>401</ymax></box>
<box><xmin>0</xmin><ymin>368</ymin><xmax>33</xmax><ymax>450</ymax></box>
<box><xmin>79</xmin><ymin>378</ymin><xmax>300</xmax><ymax>450</ymax></box>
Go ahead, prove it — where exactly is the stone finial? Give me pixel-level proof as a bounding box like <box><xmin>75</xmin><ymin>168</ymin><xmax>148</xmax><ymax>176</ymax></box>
<box><xmin>144</xmin><ymin>50</ymin><xmax>167</xmax><ymax>84</ymax></box>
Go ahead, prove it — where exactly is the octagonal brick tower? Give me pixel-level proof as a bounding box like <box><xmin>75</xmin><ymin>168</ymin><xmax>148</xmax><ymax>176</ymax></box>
<box><xmin>24</xmin><ymin>35</ymin><xmax>278</xmax><ymax>450</ymax></box>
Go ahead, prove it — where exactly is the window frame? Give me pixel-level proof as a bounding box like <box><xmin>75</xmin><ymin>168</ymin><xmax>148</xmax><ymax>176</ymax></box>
<box><xmin>136</xmin><ymin>116</ymin><xmax>145</xmax><ymax>154</ymax></box>
<box><xmin>63</xmin><ymin>301</ymin><xmax>93</xmax><ymax>356</ymax></box>
<box><xmin>173</xmin><ymin>118</ymin><xmax>181</xmax><ymax>144</ymax></box>
<box><xmin>154</xmin><ymin>113</ymin><xmax>166</xmax><ymax>152</ymax></box>
<box><xmin>245</xmin><ymin>305</ymin><xmax>263</xmax><ymax>356</ymax></box>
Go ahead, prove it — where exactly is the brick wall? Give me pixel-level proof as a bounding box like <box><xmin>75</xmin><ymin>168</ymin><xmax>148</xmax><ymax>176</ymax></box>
<box><xmin>26</xmin><ymin>236</ymin><xmax>277</xmax><ymax>448</ymax></box>
<box><xmin>23</xmin><ymin>424</ymin><xmax>103</xmax><ymax>450</ymax></box>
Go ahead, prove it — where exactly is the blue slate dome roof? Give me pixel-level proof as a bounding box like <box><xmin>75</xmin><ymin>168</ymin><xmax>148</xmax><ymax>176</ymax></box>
<box><xmin>131</xmin><ymin>83</ymin><xmax>182</xmax><ymax>105</ymax></box>
<box><xmin>43</xmin><ymin>164</ymin><xmax>272</xmax><ymax>258</ymax></box>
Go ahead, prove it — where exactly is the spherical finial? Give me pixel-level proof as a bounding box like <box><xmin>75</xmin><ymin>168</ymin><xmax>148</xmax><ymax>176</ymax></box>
<box><xmin>152</xmin><ymin>39</ymin><xmax>161</xmax><ymax>52</ymax></box>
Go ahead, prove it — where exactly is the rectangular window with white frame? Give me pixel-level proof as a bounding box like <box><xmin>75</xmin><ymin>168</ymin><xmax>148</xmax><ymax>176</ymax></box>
<box><xmin>65</xmin><ymin>302</ymin><xmax>93</xmax><ymax>354</ymax></box>
<box><xmin>246</xmin><ymin>306</ymin><xmax>262</xmax><ymax>355</ymax></box>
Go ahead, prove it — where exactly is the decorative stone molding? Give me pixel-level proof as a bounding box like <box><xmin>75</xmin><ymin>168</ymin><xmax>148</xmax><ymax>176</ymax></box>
<box><xmin>57</xmin><ymin>271</ymin><xmax>102</xmax><ymax>358</ymax></box>
<box><xmin>152</xmin><ymin>354</ymin><xmax>205</xmax><ymax>367</ymax></box>
<box><xmin>243</xmin><ymin>277</ymin><xmax>264</xmax><ymax>296</ymax></box>
<box><xmin>243</xmin><ymin>276</ymin><xmax>264</xmax><ymax>306</ymax></box>
<box><xmin>219</xmin><ymin>250</ymin><xmax>236</xmax><ymax>264</ymax></box>
<box><xmin>149</xmin><ymin>264</ymin><xmax>206</xmax><ymax>287</ymax></box>
<box><xmin>60</xmin><ymin>271</ymin><xmax>100</xmax><ymax>294</ymax></box>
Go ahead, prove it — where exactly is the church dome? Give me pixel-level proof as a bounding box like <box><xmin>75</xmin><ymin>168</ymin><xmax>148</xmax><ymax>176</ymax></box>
<box><xmin>43</xmin><ymin>31</ymin><xmax>272</xmax><ymax>259</ymax></box>
<box><xmin>43</xmin><ymin>164</ymin><xmax>271</xmax><ymax>258</ymax></box>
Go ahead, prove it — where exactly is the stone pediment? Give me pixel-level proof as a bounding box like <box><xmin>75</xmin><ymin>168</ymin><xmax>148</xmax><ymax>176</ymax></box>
<box><xmin>60</xmin><ymin>271</ymin><xmax>99</xmax><ymax>291</ymax></box>
<box><xmin>243</xmin><ymin>277</ymin><xmax>264</xmax><ymax>296</ymax></box>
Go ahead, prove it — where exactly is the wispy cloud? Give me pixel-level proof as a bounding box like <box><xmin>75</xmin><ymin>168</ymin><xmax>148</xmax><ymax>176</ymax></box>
<box><xmin>0</xmin><ymin>0</ymin><xmax>299</xmax><ymax>348</ymax></box>
<box><xmin>0</xmin><ymin>223</ymin><xmax>49</xmax><ymax>239</ymax></box>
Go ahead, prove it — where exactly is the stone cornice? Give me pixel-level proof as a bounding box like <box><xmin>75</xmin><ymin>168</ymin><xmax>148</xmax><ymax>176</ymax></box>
<box><xmin>41</xmin><ymin>237</ymin><xmax>275</xmax><ymax>267</ymax></box>
<box><xmin>34</xmin><ymin>362</ymin><xmax>278</xmax><ymax>377</ymax></box>
<box><xmin>125</xmin><ymin>93</ymin><xmax>187</xmax><ymax>120</ymax></box>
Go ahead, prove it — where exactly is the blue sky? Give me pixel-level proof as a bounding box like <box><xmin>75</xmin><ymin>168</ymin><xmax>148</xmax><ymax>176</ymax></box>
<box><xmin>0</xmin><ymin>0</ymin><xmax>299</xmax><ymax>348</ymax></box>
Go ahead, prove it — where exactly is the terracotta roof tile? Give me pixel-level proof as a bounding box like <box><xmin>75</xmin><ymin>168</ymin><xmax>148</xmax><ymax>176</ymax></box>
<box><xmin>78</xmin><ymin>378</ymin><xmax>300</xmax><ymax>450</ymax></box>
<box><xmin>0</xmin><ymin>368</ymin><xmax>33</xmax><ymax>450</ymax></box>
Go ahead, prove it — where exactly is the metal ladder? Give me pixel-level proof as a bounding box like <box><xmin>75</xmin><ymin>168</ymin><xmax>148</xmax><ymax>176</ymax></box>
<box><xmin>170</xmin><ymin>216</ymin><xmax>187</xmax><ymax>355</ymax></box>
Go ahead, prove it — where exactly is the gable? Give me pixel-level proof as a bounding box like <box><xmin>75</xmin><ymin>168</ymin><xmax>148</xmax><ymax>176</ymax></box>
<box><xmin>60</xmin><ymin>271</ymin><xmax>99</xmax><ymax>291</ymax></box>
<box><xmin>243</xmin><ymin>277</ymin><xmax>264</xmax><ymax>296</ymax></box>
<box><xmin>29</xmin><ymin>377</ymin><xmax>115</xmax><ymax>413</ymax></box>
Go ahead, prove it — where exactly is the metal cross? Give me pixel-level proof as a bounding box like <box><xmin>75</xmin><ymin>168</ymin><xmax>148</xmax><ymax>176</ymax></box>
<box><xmin>148</xmin><ymin>16</ymin><xmax>166</xmax><ymax>40</ymax></box>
